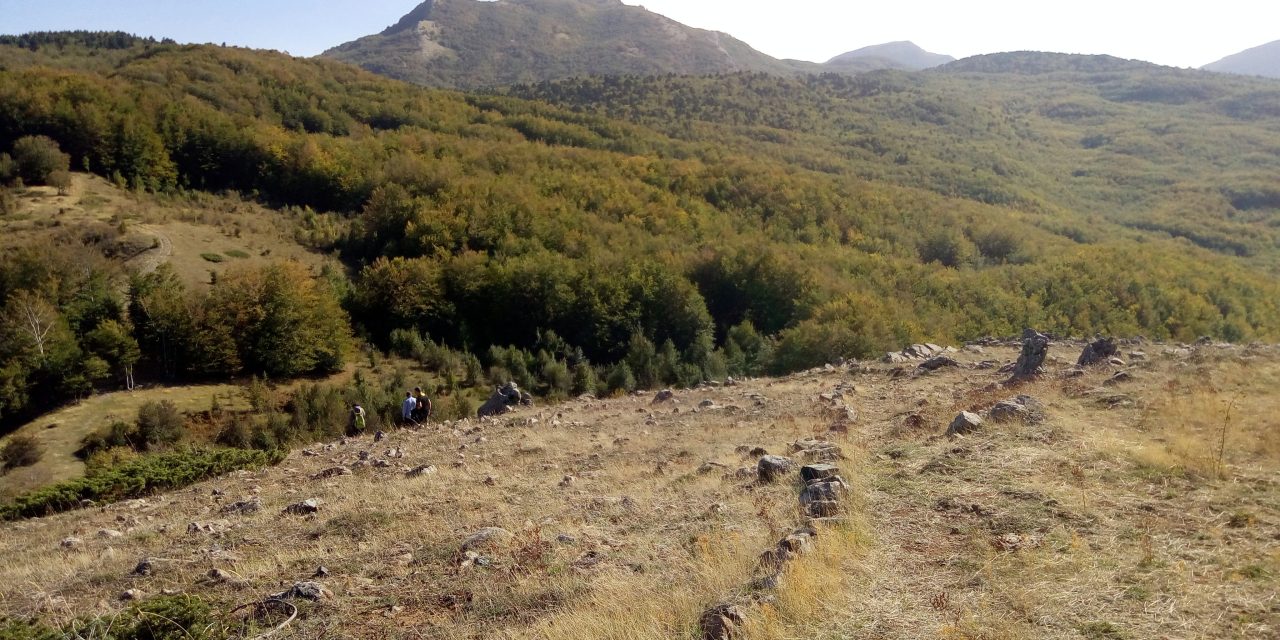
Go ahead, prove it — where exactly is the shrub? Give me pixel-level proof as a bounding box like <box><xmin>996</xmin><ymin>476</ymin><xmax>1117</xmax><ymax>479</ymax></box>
<box><xmin>1</xmin><ymin>435</ymin><xmax>43</xmax><ymax>471</ymax></box>
<box><xmin>137</xmin><ymin>400</ymin><xmax>184</xmax><ymax>449</ymax></box>
<box><xmin>0</xmin><ymin>447</ymin><xmax>284</xmax><ymax>520</ymax></box>
<box><xmin>200</xmin><ymin>252</ymin><xmax>226</xmax><ymax>263</ymax></box>
<box><xmin>65</xmin><ymin>594</ymin><xmax>227</xmax><ymax>640</ymax></box>
<box><xmin>10</xmin><ymin>135</ymin><xmax>70</xmax><ymax>185</ymax></box>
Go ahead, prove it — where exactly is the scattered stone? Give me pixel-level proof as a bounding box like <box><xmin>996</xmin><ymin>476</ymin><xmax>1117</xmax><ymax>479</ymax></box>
<box><xmin>987</xmin><ymin>395</ymin><xmax>1044</xmax><ymax>424</ymax></box>
<box><xmin>919</xmin><ymin>355</ymin><xmax>961</xmax><ymax>371</ymax></box>
<box><xmin>405</xmin><ymin>465</ymin><xmax>438</xmax><ymax>478</ymax></box>
<box><xmin>310</xmin><ymin>466</ymin><xmax>352</xmax><ymax>481</ymax></box>
<box><xmin>1104</xmin><ymin>371</ymin><xmax>1134</xmax><ymax>385</ymax></box>
<box><xmin>748</xmin><ymin>446</ymin><xmax>768</xmax><ymax>457</ymax></box>
<box><xmin>97</xmin><ymin>529</ymin><xmax>124</xmax><ymax>539</ymax></box>
<box><xmin>313</xmin><ymin>566</ymin><xmax>330</xmax><ymax>578</ymax></box>
<box><xmin>556</xmin><ymin>534</ymin><xmax>578</xmax><ymax>545</ymax></box>
<box><xmin>559</xmin><ymin>475</ymin><xmax>575</xmax><ymax>487</ymax></box>
<box><xmin>120</xmin><ymin>589</ymin><xmax>143</xmax><ymax>601</ymax></box>
<box><xmin>271</xmin><ymin>581</ymin><xmax>332</xmax><ymax>602</ymax></box>
<box><xmin>698</xmin><ymin>399</ymin><xmax>717</xmax><ymax>408</ymax></box>
<box><xmin>652</xmin><ymin>389</ymin><xmax>676</xmax><ymax>404</ymax></box>
<box><xmin>283</xmin><ymin>499</ymin><xmax>320</xmax><ymax>515</ymax></box>
<box><xmin>374</xmin><ymin>430</ymin><xmax>386</xmax><ymax>443</ymax></box>
<box><xmin>220</xmin><ymin>498</ymin><xmax>262</xmax><ymax>515</ymax></box>
<box><xmin>60</xmin><ymin>537</ymin><xmax>82</xmax><ymax>550</ymax></box>
<box><xmin>1128</xmin><ymin>351</ymin><xmax>1147</xmax><ymax>361</ymax></box>
<box><xmin>461</xmin><ymin>527</ymin><xmax>513</xmax><ymax>552</ymax></box>
<box><xmin>756</xmin><ymin>455</ymin><xmax>796</xmax><ymax>483</ymax></box>
<box><xmin>1077</xmin><ymin>337</ymin><xmax>1118</xmax><ymax>366</ymax></box>
<box><xmin>484</xmin><ymin>475</ymin><xmax>498</xmax><ymax>486</ymax></box>
<box><xmin>904</xmin><ymin>413</ymin><xmax>925</xmax><ymax>429</ymax></box>
<box><xmin>805</xmin><ymin>500</ymin><xmax>843</xmax><ymax>517</ymax></box>
<box><xmin>800</xmin><ymin>480</ymin><xmax>849</xmax><ymax>507</ymax></box>
<box><xmin>385</xmin><ymin>447</ymin><xmax>405</xmax><ymax>459</ymax></box>
<box><xmin>132</xmin><ymin>558</ymin><xmax>154</xmax><ymax>576</ymax></box>
<box><xmin>1108</xmin><ymin>356</ymin><xmax>1126</xmax><ymax>366</ymax></box>
<box><xmin>946</xmin><ymin>411</ymin><xmax>984</xmax><ymax>437</ymax></box>
<box><xmin>1011</xmin><ymin>329</ymin><xmax>1049</xmax><ymax>379</ymax></box>
<box><xmin>697</xmin><ymin>461</ymin><xmax>729</xmax><ymax>474</ymax></box>
<box><xmin>186</xmin><ymin>520</ymin><xmax>230</xmax><ymax>534</ymax></box>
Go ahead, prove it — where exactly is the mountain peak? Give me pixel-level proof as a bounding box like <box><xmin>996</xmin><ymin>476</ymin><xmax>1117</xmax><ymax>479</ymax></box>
<box><xmin>825</xmin><ymin>41</ymin><xmax>954</xmax><ymax>70</ymax></box>
<box><xmin>1203</xmin><ymin>39</ymin><xmax>1280</xmax><ymax>78</ymax></box>
<box><xmin>381</xmin><ymin>1</ymin><xmax>436</xmax><ymax>35</ymax></box>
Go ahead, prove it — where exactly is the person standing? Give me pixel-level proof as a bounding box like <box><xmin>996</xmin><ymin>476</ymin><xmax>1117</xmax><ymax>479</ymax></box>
<box><xmin>401</xmin><ymin>391</ymin><xmax>418</xmax><ymax>425</ymax></box>
<box><xmin>352</xmin><ymin>403</ymin><xmax>367</xmax><ymax>431</ymax></box>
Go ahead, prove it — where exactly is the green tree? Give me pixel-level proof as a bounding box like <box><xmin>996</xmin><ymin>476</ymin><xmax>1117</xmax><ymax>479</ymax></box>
<box><xmin>10</xmin><ymin>135</ymin><xmax>70</xmax><ymax>185</ymax></box>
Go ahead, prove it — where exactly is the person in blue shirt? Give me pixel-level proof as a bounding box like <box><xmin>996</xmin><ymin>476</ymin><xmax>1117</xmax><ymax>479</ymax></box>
<box><xmin>402</xmin><ymin>391</ymin><xmax>418</xmax><ymax>425</ymax></box>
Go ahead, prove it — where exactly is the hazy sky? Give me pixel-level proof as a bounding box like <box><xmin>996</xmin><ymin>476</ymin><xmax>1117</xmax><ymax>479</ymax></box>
<box><xmin>2</xmin><ymin>0</ymin><xmax>1276</xmax><ymax>68</ymax></box>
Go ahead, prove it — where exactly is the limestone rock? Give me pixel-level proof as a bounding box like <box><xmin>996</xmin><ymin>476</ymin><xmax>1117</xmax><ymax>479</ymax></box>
<box><xmin>60</xmin><ymin>537</ymin><xmax>82</xmax><ymax>550</ymax></box>
<box><xmin>652</xmin><ymin>389</ymin><xmax>675</xmax><ymax>404</ymax></box>
<box><xmin>946</xmin><ymin>411</ymin><xmax>984</xmax><ymax>436</ymax></box>
<box><xmin>220</xmin><ymin>498</ymin><xmax>262</xmax><ymax>515</ymax></box>
<box><xmin>271</xmin><ymin>581</ymin><xmax>332</xmax><ymax>602</ymax></box>
<box><xmin>699</xmin><ymin>602</ymin><xmax>747</xmax><ymax>640</ymax></box>
<box><xmin>406</xmin><ymin>464</ymin><xmax>438</xmax><ymax>478</ymax></box>
<box><xmin>800</xmin><ymin>463</ymin><xmax>842</xmax><ymax>484</ymax></box>
<box><xmin>919</xmin><ymin>355</ymin><xmax>961</xmax><ymax>371</ymax></box>
<box><xmin>310</xmin><ymin>466</ymin><xmax>352</xmax><ymax>481</ymax></box>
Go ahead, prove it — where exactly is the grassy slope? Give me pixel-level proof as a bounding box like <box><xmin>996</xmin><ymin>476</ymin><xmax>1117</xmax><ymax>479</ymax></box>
<box><xmin>0</xmin><ymin>173</ymin><xmax>343</xmax><ymax>496</ymax></box>
<box><xmin>1</xmin><ymin>342</ymin><xmax>1275</xmax><ymax>638</ymax></box>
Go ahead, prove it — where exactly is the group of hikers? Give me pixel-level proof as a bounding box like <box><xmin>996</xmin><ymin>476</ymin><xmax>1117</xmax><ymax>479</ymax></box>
<box><xmin>349</xmin><ymin>386</ymin><xmax>434</xmax><ymax>432</ymax></box>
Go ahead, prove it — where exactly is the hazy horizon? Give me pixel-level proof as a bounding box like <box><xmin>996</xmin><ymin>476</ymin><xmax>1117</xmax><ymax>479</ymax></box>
<box><xmin>1</xmin><ymin>0</ymin><xmax>1276</xmax><ymax>69</ymax></box>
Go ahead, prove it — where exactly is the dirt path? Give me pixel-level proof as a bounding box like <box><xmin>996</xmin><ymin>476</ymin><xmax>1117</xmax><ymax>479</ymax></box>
<box><xmin>124</xmin><ymin>223</ymin><xmax>173</xmax><ymax>275</ymax></box>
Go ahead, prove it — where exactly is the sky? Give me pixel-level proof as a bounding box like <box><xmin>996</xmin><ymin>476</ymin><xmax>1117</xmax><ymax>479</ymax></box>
<box><xmin>2</xmin><ymin>0</ymin><xmax>1277</xmax><ymax>68</ymax></box>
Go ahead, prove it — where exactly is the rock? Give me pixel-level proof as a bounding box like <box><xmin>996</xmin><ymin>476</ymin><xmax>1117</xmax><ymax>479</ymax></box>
<box><xmin>946</xmin><ymin>411</ymin><xmax>984</xmax><ymax>436</ymax></box>
<box><xmin>120</xmin><ymin>589</ymin><xmax>144</xmax><ymax>601</ymax></box>
<box><xmin>791</xmin><ymin>438</ymin><xmax>844</xmax><ymax>461</ymax></box>
<box><xmin>478</xmin><ymin>382</ymin><xmax>525</xmax><ymax>417</ymax></box>
<box><xmin>310</xmin><ymin>466</ymin><xmax>352</xmax><ymax>481</ymax></box>
<box><xmin>271</xmin><ymin>581</ymin><xmax>332</xmax><ymax>602</ymax></box>
<box><xmin>283</xmin><ymin>498</ymin><xmax>320</xmax><ymax>515</ymax></box>
<box><xmin>1011</xmin><ymin>329</ymin><xmax>1049</xmax><ymax>379</ymax></box>
<box><xmin>698</xmin><ymin>399</ymin><xmax>717</xmax><ymax>408</ymax></box>
<box><xmin>699</xmin><ymin>602</ymin><xmax>747</xmax><ymax>640</ymax></box>
<box><xmin>405</xmin><ymin>465</ymin><xmax>437</xmax><ymax>478</ymax></box>
<box><xmin>748</xmin><ymin>446</ymin><xmax>768</xmax><ymax>457</ymax></box>
<box><xmin>1104</xmin><ymin>371</ymin><xmax>1134</xmax><ymax>385</ymax></box>
<box><xmin>1128</xmin><ymin>351</ymin><xmax>1147</xmax><ymax>361</ymax></box>
<box><xmin>559</xmin><ymin>475</ymin><xmax>575</xmax><ymax>487</ymax></box>
<box><xmin>756</xmin><ymin>455</ymin><xmax>796</xmax><ymax>483</ymax></box>
<box><xmin>1108</xmin><ymin>356</ymin><xmax>1126</xmax><ymax>366</ymax></box>
<box><xmin>800</xmin><ymin>480</ymin><xmax>848</xmax><ymax>506</ymax></box>
<box><xmin>1077</xmin><ymin>337</ymin><xmax>1119</xmax><ymax>367</ymax></box>
<box><xmin>132</xmin><ymin>558</ymin><xmax>154</xmax><ymax>576</ymax></box>
<box><xmin>800</xmin><ymin>463</ymin><xmax>842</xmax><ymax>484</ymax></box>
<box><xmin>484</xmin><ymin>475</ymin><xmax>498</xmax><ymax>486</ymax></box>
<box><xmin>313</xmin><ymin>566</ymin><xmax>330</xmax><ymax>578</ymax></box>
<box><xmin>60</xmin><ymin>537</ymin><xmax>82</xmax><ymax>550</ymax></box>
<box><xmin>652</xmin><ymin>389</ymin><xmax>675</xmax><ymax>404</ymax></box>
<box><xmin>919</xmin><ymin>355</ymin><xmax>961</xmax><ymax>371</ymax></box>
<box><xmin>220</xmin><ymin>498</ymin><xmax>262</xmax><ymax>515</ymax></box>
<box><xmin>97</xmin><ymin>529</ymin><xmax>124</xmax><ymax>539</ymax></box>
<box><xmin>461</xmin><ymin>527</ymin><xmax>513</xmax><ymax>552</ymax></box>
<box><xmin>988</xmin><ymin>395</ymin><xmax>1043</xmax><ymax>424</ymax></box>
<box><xmin>186</xmin><ymin>520</ymin><xmax>230</xmax><ymax>534</ymax></box>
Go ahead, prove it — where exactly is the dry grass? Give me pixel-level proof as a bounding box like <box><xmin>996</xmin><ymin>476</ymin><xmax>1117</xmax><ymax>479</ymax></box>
<box><xmin>1</xmin><ymin>342</ymin><xmax>1277</xmax><ymax>639</ymax></box>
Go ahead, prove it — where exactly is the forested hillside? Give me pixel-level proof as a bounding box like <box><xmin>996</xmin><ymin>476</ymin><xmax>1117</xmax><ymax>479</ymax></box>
<box><xmin>3</xmin><ymin>35</ymin><xmax>1280</xmax><ymax>427</ymax></box>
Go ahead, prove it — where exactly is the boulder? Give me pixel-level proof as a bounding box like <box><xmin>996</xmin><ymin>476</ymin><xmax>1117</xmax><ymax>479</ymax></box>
<box><xmin>652</xmin><ymin>389</ymin><xmax>675</xmax><ymax>404</ymax></box>
<box><xmin>1077</xmin><ymin>338</ymin><xmax>1118</xmax><ymax>367</ymax></box>
<box><xmin>756</xmin><ymin>455</ymin><xmax>796</xmax><ymax>483</ymax></box>
<box><xmin>946</xmin><ymin>411</ymin><xmax>984</xmax><ymax>436</ymax></box>
<box><xmin>132</xmin><ymin>558</ymin><xmax>154</xmax><ymax>576</ymax></box>
<box><xmin>800</xmin><ymin>480</ymin><xmax>848</xmax><ymax>506</ymax></box>
<box><xmin>1011</xmin><ymin>329</ymin><xmax>1049</xmax><ymax>379</ymax></box>
<box><xmin>805</xmin><ymin>500</ymin><xmax>843</xmax><ymax>517</ymax></box>
<box><xmin>988</xmin><ymin>395</ymin><xmax>1044</xmax><ymax>424</ymax></box>
<box><xmin>60</xmin><ymin>537</ymin><xmax>82</xmax><ymax>550</ymax></box>
<box><xmin>478</xmin><ymin>382</ymin><xmax>524</xmax><ymax>417</ymax></box>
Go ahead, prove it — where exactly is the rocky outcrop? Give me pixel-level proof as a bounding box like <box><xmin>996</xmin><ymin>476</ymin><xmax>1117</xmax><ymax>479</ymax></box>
<box><xmin>884</xmin><ymin>343</ymin><xmax>954</xmax><ymax>364</ymax></box>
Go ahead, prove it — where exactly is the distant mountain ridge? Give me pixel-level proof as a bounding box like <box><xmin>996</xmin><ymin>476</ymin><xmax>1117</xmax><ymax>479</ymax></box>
<box><xmin>322</xmin><ymin>0</ymin><xmax>954</xmax><ymax>88</ymax></box>
<box><xmin>1203</xmin><ymin>39</ymin><xmax>1280</xmax><ymax>78</ymax></box>
<box><xmin>826</xmin><ymin>41</ymin><xmax>953</xmax><ymax>70</ymax></box>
